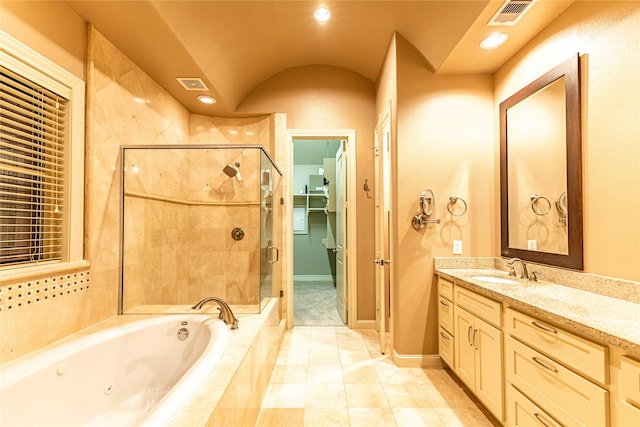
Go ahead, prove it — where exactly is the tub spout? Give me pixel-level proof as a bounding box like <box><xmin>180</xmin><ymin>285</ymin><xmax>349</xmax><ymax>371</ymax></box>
<box><xmin>192</xmin><ymin>297</ymin><xmax>239</xmax><ymax>329</ymax></box>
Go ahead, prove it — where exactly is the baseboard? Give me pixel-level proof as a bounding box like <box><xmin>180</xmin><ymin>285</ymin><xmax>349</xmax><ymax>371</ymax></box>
<box><xmin>353</xmin><ymin>319</ymin><xmax>376</xmax><ymax>329</ymax></box>
<box><xmin>392</xmin><ymin>350</ymin><xmax>443</xmax><ymax>368</ymax></box>
<box><xmin>293</xmin><ymin>274</ymin><xmax>333</xmax><ymax>282</ymax></box>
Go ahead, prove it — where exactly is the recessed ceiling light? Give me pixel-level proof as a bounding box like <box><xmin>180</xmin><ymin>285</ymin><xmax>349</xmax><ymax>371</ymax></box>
<box><xmin>480</xmin><ymin>32</ymin><xmax>508</xmax><ymax>49</ymax></box>
<box><xmin>314</xmin><ymin>5</ymin><xmax>331</xmax><ymax>23</ymax></box>
<box><xmin>197</xmin><ymin>95</ymin><xmax>217</xmax><ymax>105</ymax></box>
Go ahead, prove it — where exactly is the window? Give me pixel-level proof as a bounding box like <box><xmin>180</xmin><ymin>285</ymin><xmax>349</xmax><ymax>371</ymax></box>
<box><xmin>1</xmin><ymin>66</ymin><xmax>67</xmax><ymax>266</ymax></box>
<box><xmin>0</xmin><ymin>31</ymin><xmax>85</xmax><ymax>271</ymax></box>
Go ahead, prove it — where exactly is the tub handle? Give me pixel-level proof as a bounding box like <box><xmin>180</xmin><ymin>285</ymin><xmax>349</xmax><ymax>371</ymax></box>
<box><xmin>267</xmin><ymin>245</ymin><xmax>279</xmax><ymax>263</ymax></box>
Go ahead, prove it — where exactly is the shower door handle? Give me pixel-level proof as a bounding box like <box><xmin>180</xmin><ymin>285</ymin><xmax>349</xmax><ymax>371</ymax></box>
<box><xmin>267</xmin><ymin>246</ymin><xmax>279</xmax><ymax>263</ymax></box>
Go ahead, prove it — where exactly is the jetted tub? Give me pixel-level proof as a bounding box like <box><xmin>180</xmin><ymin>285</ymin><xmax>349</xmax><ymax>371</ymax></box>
<box><xmin>0</xmin><ymin>315</ymin><xmax>229</xmax><ymax>427</ymax></box>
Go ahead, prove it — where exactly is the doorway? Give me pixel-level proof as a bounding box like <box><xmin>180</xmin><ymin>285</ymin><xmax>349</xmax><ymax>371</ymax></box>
<box><xmin>287</xmin><ymin>130</ymin><xmax>357</xmax><ymax>328</ymax></box>
<box><xmin>292</xmin><ymin>139</ymin><xmax>342</xmax><ymax>326</ymax></box>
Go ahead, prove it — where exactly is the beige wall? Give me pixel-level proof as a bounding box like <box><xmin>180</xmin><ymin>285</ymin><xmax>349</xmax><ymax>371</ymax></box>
<box><xmin>495</xmin><ymin>1</ymin><xmax>640</xmax><ymax>281</ymax></box>
<box><xmin>0</xmin><ymin>4</ymin><xmax>89</xmax><ymax>362</ymax></box>
<box><xmin>379</xmin><ymin>35</ymin><xmax>495</xmax><ymax>356</ymax></box>
<box><xmin>0</xmin><ymin>1</ymin><xmax>86</xmax><ymax>79</ymax></box>
<box><xmin>238</xmin><ymin>65</ymin><xmax>378</xmax><ymax>321</ymax></box>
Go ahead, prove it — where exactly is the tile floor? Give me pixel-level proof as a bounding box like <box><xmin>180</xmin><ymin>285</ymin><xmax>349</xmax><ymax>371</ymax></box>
<box><xmin>256</xmin><ymin>326</ymin><xmax>495</xmax><ymax>427</ymax></box>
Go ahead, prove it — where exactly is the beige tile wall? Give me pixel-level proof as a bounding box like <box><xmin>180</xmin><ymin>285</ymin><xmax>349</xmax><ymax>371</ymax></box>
<box><xmin>0</xmin><ymin>26</ymin><xmax>192</xmax><ymax>363</ymax></box>
<box><xmin>121</xmin><ymin>147</ymin><xmax>267</xmax><ymax>309</ymax></box>
<box><xmin>0</xmin><ymin>267</ymin><xmax>91</xmax><ymax>363</ymax></box>
<box><xmin>1</xmin><ymin>26</ymin><xmax>286</xmax><ymax>363</ymax></box>
<box><xmin>86</xmin><ymin>26</ymin><xmax>192</xmax><ymax>322</ymax></box>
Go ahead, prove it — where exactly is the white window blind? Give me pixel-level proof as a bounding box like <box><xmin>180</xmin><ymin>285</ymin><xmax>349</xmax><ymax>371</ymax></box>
<box><xmin>1</xmin><ymin>65</ymin><xmax>67</xmax><ymax>267</ymax></box>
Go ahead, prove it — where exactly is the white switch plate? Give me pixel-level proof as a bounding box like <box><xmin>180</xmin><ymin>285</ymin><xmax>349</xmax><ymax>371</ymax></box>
<box><xmin>527</xmin><ymin>240</ymin><xmax>537</xmax><ymax>251</ymax></box>
<box><xmin>453</xmin><ymin>240</ymin><xmax>463</xmax><ymax>254</ymax></box>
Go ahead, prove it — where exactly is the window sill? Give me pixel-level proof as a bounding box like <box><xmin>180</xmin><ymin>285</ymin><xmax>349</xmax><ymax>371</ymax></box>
<box><xmin>0</xmin><ymin>260</ymin><xmax>90</xmax><ymax>285</ymax></box>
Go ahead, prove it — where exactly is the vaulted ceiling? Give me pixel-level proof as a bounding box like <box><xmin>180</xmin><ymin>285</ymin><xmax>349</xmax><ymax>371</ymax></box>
<box><xmin>64</xmin><ymin>0</ymin><xmax>573</xmax><ymax>115</ymax></box>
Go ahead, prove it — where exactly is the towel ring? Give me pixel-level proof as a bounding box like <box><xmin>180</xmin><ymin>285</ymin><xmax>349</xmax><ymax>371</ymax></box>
<box><xmin>530</xmin><ymin>194</ymin><xmax>552</xmax><ymax>216</ymax></box>
<box><xmin>447</xmin><ymin>195</ymin><xmax>468</xmax><ymax>217</ymax></box>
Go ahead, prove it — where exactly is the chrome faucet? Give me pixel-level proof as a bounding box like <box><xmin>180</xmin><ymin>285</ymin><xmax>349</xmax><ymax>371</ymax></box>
<box><xmin>192</xmin><ymin>297</ymin><xmax>239</xmax><ymax>329</ymax></box>
<box><xmin>507</xmin><ymin>257</ymin><xmax>529</xmax><ymax>280</ymax></box>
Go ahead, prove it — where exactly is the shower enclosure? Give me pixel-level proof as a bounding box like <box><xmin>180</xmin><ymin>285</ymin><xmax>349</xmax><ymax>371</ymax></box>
<box><xmin>119</xmin><ymin>145</ymin><xmax>282</xmax><ymax>314</ymax></box>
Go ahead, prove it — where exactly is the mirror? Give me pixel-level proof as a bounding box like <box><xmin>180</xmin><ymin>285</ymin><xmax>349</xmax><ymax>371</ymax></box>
<box><xmin>500</xmin><ymin>54</ymin><xmax>583</xmax><ymax>270</ymax></box>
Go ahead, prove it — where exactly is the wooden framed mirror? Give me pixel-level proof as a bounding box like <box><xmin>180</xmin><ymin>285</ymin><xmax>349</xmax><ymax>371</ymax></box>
<box><xmin>500</xmin><ymin>54</ymin><xmax>583</xmax><ymax>270</ymax></box>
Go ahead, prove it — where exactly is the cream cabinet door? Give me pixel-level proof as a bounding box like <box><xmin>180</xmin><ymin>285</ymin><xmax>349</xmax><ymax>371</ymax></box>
<box><xmin>454</xmin><ymin>306</ymin><xmax>476</xmax><ymax>390</ymax></box>
<box><xmin>454</xmin><ymin>305</ymin><xmax>504</xmax><ymax>421</ymax></box>
<box><xmin>476</xmin><ymin>316</ymin><xmax>504</xmax><ymax>420</ymax></box>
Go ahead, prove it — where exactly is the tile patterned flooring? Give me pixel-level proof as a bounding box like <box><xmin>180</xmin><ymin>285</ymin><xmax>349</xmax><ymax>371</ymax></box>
<box><xmin>256</xmin><ymin>326</ymin><xmax>495</xmax><ymax>427</ymax></box>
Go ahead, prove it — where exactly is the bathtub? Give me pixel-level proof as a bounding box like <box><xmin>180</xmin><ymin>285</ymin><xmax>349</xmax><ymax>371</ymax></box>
<box><xmin>0</xmin><ymin>315</ymin><xmax>228</xmax><ymax>427</ymax></box>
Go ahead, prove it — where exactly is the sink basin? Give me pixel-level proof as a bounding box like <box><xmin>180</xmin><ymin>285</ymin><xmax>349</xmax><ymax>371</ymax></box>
<box><xmin>470</xmin><ymin>275</ymin><xmax>518</xmax><ymax>285</ymax></box>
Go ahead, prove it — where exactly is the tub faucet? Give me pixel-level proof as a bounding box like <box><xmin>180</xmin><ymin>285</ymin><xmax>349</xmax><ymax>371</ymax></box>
<box><xmin>508</xmin><ymin>257</ymin><xmax>529</xmax><ymax>279</ymax></box>
<box><xmin>192</xmin><ymin>297</ymin><xmax>239</xmax><ymax>329</ymax></box>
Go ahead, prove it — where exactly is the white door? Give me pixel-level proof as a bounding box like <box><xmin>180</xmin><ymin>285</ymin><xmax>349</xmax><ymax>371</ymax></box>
<box><xmin>335</xmin><ymin>141</ymin><xmax>347</xmax><ymax>323</ymax></box>
<box><xmin>374</xmin><ymin>109</ymin><xmax>391</xmax><ymax>353</ymax></box>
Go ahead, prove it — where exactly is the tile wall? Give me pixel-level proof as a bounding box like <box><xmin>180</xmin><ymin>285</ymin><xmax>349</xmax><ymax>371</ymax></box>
<box><xmin>1</xmin><ymin>26</ymin><xmax>287</xmax><ymax>363</ymax></box>
<box><xmin>121</xmin><ymin>148</ymin><xmax>264</xmax><ymax>309</ymax></box>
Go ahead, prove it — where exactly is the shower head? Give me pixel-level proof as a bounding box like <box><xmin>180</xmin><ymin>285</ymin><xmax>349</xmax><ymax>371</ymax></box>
<box><xmin>223</xmin><ymin>163</ymin><xmax>243</xmax><ymax>182</ymax></box>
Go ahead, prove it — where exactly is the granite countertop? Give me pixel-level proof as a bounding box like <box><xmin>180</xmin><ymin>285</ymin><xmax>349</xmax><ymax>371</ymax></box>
<box><xmin>436</xmin><ymin>268</ymin><xmax>640</xmax><ymax>355</ymax></box>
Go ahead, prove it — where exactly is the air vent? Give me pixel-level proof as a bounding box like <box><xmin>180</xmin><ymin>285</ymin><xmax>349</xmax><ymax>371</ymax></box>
<box><xmin>176</xmin><ymin>77</ymin><xmax>209</xmax><ymax>91</ymax></box>
<box><xmin>488</xmin><ymin>0</ymin><xmax>535</xmax><ymax>26</ymax></box>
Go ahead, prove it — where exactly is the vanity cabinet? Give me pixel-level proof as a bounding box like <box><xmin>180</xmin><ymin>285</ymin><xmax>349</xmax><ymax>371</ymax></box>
<box><xmin>453</xmin><ymin>287</ymin><xmax>504</xmax><ymax>421</ymax></box>
<box><xmin>619</xmin><ymin>356</ymin><xmax>640</xmax><ymax>425</ymax></box>
<box><xmin>436</xmin><ymin>268</ymin><xmax>640</xmax><ymax>427</ymax></box>
<box><xmin>438</xmin><ymin>278</ymin><xmax>455</xmax><ymax>369</ymax></box>
<box><xmin>505</xmin><ymin>308</ymin><xmax>609</xmax><ymax>427</ymax></box>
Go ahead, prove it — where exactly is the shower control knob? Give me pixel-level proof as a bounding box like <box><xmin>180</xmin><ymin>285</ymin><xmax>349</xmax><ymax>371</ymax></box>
<box><xmin>231</xmin><ymin>227</ymin><xmax>245</xmax><ymax>241</ymax></box>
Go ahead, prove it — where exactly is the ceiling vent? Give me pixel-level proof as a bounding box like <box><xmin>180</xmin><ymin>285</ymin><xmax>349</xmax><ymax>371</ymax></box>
<box><xmin>176</xmin><ymin>77</ymin><xmax>209</xmax><ymax>91</ymax></box>
<box><xmin>488</xmin><ymin>0</ymin><xmax>536</xmax><ymax>26</ymax></box>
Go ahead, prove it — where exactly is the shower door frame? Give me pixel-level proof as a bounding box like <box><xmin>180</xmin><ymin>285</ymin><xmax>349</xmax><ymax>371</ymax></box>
<box><xmin>286</xmin><ymin>129</ymin><xmax>357</xmax><ymax>329</ymax></box>
<box><xmin>118</xmin><ymin>144</ymin><xmax>282</xmax><ymax>315</ymax></box>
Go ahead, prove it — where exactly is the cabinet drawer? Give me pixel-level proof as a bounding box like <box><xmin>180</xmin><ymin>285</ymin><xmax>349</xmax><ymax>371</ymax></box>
<box><xmin>506</xmin><ymin>309</ymin><xmax>607</xmax><ymax>384</ymax></box>
<box><xmin>622</xmin><ymin>356</ymin><xmax>640</xmax><ymax>406</ymax></box>
<box><xmin>439</xmin><ymin>327</ymin><xmax>454</xmax><ymax>369</ymax></box>
<box><xmin>507</xmin><ymin>337</ymin><xmax>608</xmax><ymax>427</ymax></box>
<box><xmin>619</xmin><ymin>401</ymin><xmax>640</xmax><ymax>426</ymax></box>
<box><xmin>438</xmin><ymin>296</ymin><xmax>454</xmax><ymax>335</ymax></box>
<box><xmin>439</xmin><ymin>278</ymin><xmax>454</xmax><ymax>301</ymax></box>
<box><xmin>454</xmin><ymin>286</ymin><xmax>501</xmax><ymax>328</ymax></box>
<box><xmin>508</xmin><ymin>385</ymin><xmax>562</xmax><ymax>427</ymax></box>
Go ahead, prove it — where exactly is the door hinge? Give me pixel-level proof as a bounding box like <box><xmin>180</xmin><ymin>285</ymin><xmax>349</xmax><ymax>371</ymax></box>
<box><xmin>279</xmin><ymin>290</ymin><xmax>284</xmax><ymax>297</ymax></box>
<box><xmin>280</xmin><ymin>197</ymin><xmax>285</xmax><ymax>205</ymax></box>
